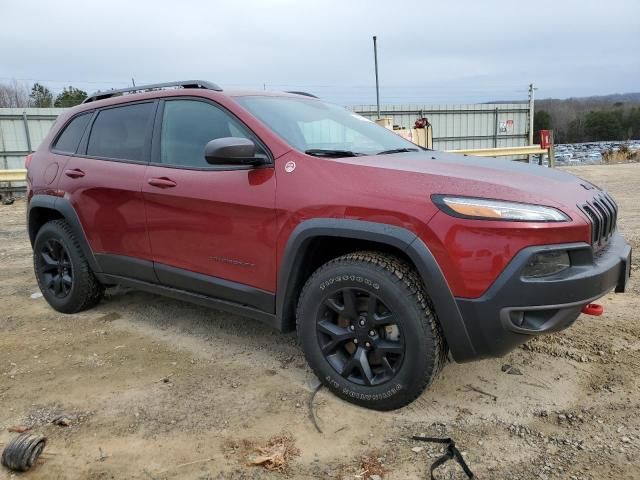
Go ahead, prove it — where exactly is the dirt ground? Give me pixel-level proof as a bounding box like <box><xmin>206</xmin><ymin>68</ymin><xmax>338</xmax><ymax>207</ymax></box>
<box><xmin>1</xmin><ymin>163</ymin><xmax>638</xmax><ymax>480</ymax></box>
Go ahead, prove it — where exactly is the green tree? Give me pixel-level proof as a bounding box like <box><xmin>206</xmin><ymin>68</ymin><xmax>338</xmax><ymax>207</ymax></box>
<box><xmin>622</xmin><ymin>107</ymin><xmax>640</xmax><ymax>140</ymax></box>
<box><xmin>54</xmin><ymin>86</ymin><xmax>87</xmax><ymax>107</ymax></box>
<box><xmin>565</xmin><ymin>117</ymin><xmax>585</xmax><ymax>143</ymax></box>
<box><xmin>583</xmin><ymin>110</ymin><xmax>624</xmax><ymax>141</ymax></box>
<box><xmin>29</xmin><ymin>83</ymin><xmax>53</xmax><ymax>107</ymax></box>
<box><xmin>533</xmin><ymin>110</ymin><xmax>552</xmax><ymax>143</ymax></box>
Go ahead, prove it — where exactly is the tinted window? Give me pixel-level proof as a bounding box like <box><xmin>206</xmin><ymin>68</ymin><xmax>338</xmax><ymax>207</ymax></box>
<box><xmin>87</xmin><ymin>103</ymin><xmax>153</xmax><ymax>162</ymax></box>
<box><xmin>52</xmin><ymin>113</ymin><xmax>91</xmax><ymax>154</ymax></box>
<box><xmin>160</xmin><ymin>100</ymin><xmax>264</xmax><ymax>167</ymax></box>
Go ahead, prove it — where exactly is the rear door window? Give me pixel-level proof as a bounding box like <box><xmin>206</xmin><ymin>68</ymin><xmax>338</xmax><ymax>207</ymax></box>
<box><xmin>87</xmin><ymin>103</ymin><xmax>154</xmax><ymax>162</ymax></box>
<box><xmin>52</xmin><ymin>113</ymin><xmax>92</xmax><ymax>154</ymax></box>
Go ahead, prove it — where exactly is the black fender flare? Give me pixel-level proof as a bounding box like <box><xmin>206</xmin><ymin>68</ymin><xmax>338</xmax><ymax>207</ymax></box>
<box><xmin>28</xmin><ymin>195</ymin><xmax>102</xmax><ymax>273</ymax></box>
<box><xmin>275</xmin><ymin>218</ymin><xmax>475</xmax><ymax>361</ymax></box>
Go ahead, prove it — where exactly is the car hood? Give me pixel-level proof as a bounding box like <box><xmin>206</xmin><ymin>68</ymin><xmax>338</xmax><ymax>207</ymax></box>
<box><xmin>336</xmin><ymin>150</ymin><xmax>600</xmax><ymax>212</ymax></box>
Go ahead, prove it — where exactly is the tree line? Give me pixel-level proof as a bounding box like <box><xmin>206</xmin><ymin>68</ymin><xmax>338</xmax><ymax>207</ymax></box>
<box><xmin>534</xmin><ymin>93</ymin><xmax>640</xmax><ymax>144</ymax></box>
<box><xmin>3</xmin><ymin>80</ymin><xmax>640</xmax><ymax>145</ymax></box>
<box><xmin>0</xmin><ymin>80</ymin><xmax>87</xmax><ymax>108</ymax></box>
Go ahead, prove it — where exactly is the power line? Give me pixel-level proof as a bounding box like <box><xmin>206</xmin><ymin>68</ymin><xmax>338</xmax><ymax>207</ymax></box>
<box><xmin>0</xmin><ymin>77</ymin><xmax>128</xmax><ymax>85</ymax></box>
<box><xmin>0</xmin><ymin>76</ymin><xmax>530</xmax><ymax>104</ymax></box>
<box><xmin>0</xmin><ymin>77</ymin><xmax>528</xmax><ymax>93</ymax></box>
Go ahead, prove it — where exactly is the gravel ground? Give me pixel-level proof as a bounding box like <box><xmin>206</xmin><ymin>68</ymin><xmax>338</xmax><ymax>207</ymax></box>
<box><xmin>0</xmin><ymin>163</ymin><xmax>638</xmax><ymax>479</ymax></box>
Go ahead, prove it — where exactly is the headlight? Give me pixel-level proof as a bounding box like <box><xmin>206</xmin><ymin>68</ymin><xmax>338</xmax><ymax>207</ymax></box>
<box><xmin>432</xmin><ymin>195</ymin><xmax>570</xmax><ymax>222</ymax></box>
<box><xmin>522</xmin><ymin>250</ymin><xmax>571</xmax><ymax>278</ymax></box>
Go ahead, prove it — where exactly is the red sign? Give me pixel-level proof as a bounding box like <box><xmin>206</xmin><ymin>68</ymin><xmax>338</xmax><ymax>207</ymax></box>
<box><xmin>540</xmin><ymin>130</ymin><xmax>551</xmax><ymax>149</ymax></box>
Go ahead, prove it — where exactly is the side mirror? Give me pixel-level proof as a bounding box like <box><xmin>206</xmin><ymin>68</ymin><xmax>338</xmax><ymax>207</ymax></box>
<box><xmin>204</xmin><ymin>137</ymin><xmax>264</xmax><ymax>166</ymax></box>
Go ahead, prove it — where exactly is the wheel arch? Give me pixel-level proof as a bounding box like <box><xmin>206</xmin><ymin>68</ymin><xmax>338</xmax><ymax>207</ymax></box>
<box><xmin>28</xmin><ymin>195</ymin><xmax>102</xmax><ymax>273</ymax></box>
<box><xmin>276</xmin><ymin>219</ymin><xmax>475</xmax><ymax>361</ymax></box>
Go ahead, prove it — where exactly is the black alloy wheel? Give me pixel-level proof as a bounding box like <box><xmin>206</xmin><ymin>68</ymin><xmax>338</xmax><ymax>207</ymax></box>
<box><xmin>297</xmin><ymin>251</ymin><xmax>446</xmax><ymax>410</ymax></box>
<box><xmin>38</xmin><ymin>238</ymin><xmax>73</xmax><ymax>298</ymax></box>
<box><xmin>317</xmin><ymin>287</ymin><xmax>404</xmax><ymax>386</ymax></box>
<box><xmin>33</xmin><ymin>219</ymin><xmax>103</xmax><ymax>314</ymax></box>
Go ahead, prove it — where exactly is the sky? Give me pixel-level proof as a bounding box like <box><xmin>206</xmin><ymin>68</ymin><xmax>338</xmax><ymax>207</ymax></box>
<box><xmin>1</xmin><ymin>0</ymin><xmax>638</xmax><ymax>105</ymax></box>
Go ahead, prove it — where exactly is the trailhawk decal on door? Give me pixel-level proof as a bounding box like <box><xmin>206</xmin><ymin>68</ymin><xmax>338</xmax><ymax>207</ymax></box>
<box><xmin>209</xmin><ymin>256</ymin><xmax>256</xmax><ymax>268</ymax></box>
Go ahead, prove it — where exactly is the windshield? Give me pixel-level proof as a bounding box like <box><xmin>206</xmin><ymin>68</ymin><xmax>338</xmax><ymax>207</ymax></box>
<box><xmin>235</xmin><ymin>95</ymin><xmax>422</xmax><ymax>157</ymax></box>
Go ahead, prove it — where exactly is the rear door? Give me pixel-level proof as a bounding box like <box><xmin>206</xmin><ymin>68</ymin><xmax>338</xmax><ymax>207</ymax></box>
<box><xmin>57</xmin><ymin>101</ymin><xmax>157</xmax><ymax>282</ymax></box>
<box><xmin>142</xmin><ymin>98</ymin><xmax>277</xmax><ymax>310</ymax></box>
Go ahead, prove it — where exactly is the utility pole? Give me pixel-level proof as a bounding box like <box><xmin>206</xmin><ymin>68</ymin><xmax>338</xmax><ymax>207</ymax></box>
<box><xmin>528</xmin><ymin>83</ymin><xmax>536</xmax><ymax>164</ymax></box>
<box><xmin>528</xmin><ymin>83</ymin><xmax>535</xmax><ymax>146</ymax></box>
<box><xmin>373</xmin><ymin>35</ymin><xmax>380</xmax><ymax>119</ymax></box>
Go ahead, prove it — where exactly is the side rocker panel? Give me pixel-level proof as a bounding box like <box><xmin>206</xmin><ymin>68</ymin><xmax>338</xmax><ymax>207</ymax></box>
<box><xmin>276</xmin><ymin>219</ymin><xmax>476</xmax><ymax>362</ymax></box>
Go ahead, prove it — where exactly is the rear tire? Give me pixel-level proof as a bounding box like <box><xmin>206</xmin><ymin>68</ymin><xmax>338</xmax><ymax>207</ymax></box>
<box><xmin>297</xmin><ymin>251</ymin><xmax>446</xmax><ymax>410</ymax></box>
<box><xmin>33</xmin><ymin>220</ymin><xmax>103</xmax><ymax>314</ymax></box>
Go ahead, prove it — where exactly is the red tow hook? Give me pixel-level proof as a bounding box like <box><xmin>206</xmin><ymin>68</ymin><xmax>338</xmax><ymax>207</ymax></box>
<box><xmin>582</xmin><ymin>303</ymin><xmax>604</xmax><ymax>316</ymax></box>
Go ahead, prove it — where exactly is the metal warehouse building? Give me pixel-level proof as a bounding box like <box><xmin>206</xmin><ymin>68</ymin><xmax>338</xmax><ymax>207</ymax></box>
<box><xmin>0</xmin><ymin>108</ymin><xmax>61</xmax><ymax>170</ymax></box>
<box><xmin>351</xmin><ymin>103</ymin><xmax>530</xmax><ymax>151</ymax></box>
<box><xmin>1</xmin><ymin>102</ymin><xmax>531</xmax><ymax>171</ymax></box>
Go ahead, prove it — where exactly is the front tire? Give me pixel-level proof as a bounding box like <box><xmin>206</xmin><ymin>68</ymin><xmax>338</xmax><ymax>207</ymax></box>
<box><xmin>296</xmin><ymin>251</ymin><xmax>446</xmax><ymax>410</ymax></box>
<box><xmin>33</xmin><ymin>220</ymin><xmax>103</xmax><ymax>314</ymax></box>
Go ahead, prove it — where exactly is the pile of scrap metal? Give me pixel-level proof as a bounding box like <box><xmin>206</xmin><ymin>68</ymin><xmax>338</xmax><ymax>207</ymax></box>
<box><xmin>392</xmin><ymin>117</ymin><xmax>433</xmax><ymax>149</ymax></box>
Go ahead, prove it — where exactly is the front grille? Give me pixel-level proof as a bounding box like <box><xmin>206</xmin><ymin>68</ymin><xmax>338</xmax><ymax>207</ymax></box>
<box><xmin>579</xmin><ymin>192</ymin><xmax>618</xmax><ymax>248</ymax></box>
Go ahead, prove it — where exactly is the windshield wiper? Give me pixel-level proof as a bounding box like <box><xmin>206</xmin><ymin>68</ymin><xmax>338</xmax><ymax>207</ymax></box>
<box><xmin>305</xmin><ymin>149</ymin><xmax>364</xmax><ymax>158</ymax></box>
<box><xmin>376</xmin><ymin>147</ymin><xmax>420</xmax><ymax>155</ymax></box>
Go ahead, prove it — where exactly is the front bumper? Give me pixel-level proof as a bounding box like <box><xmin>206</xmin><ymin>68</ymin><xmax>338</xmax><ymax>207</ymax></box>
<box><xmin>453</xmin><ymin>233</ymin><xmax>631</xmax><ymax>361</ymax></box>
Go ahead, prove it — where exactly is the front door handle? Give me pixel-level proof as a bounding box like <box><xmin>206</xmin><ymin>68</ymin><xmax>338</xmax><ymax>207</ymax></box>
<box><xmin>64</xmin><ymin>168</ymin><xmax>85</xmax><ymax>179</ymax></box>
<box><xmin>147</xmin><ymin>177</ymin><xmax>177</xmax><ymax>188</ymax></box>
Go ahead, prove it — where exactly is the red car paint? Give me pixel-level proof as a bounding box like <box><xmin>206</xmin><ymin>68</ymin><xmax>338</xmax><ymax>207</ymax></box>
<box><xmin>27</xmin><ymin>88</ymin><xmax>595</xmax><ymax>299</ymax></box>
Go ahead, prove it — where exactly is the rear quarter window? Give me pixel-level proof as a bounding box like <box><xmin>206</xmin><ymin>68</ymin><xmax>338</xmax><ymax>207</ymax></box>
<box><xmin>86</xmin><ymin>102</ymin><xmax>153</xmax><ymax>162</ymax></box>
<box><xmin>52</xmin><ymin>113</ymin><xmax>92</xmax><ymax>154</ymax></box>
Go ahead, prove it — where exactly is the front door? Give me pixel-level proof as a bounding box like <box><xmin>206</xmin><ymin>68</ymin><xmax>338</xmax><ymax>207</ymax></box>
<box><xmin>142</xmin><ymin>98</ymin><xmax>277</xmax><ymax>311</ymax></box>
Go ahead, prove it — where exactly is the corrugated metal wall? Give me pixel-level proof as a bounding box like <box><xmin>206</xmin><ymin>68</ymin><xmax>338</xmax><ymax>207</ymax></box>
<box><xmin>0</xmin><ymin>103</ymin><xmax>531</xmax><ymax>170</ymax></box>
<box><xmin>351</xmin><ymin>103</ymin><xmax>530</xmax><ymax>151</ymax></box>
<box><xmin>0</xmin><ymin>108</ymin><xmax>65</xmax><ymax>169</ymax></box>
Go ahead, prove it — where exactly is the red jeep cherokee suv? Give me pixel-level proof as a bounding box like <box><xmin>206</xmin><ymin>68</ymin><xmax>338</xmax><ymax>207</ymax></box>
<box><xmin>26</xmin><ymin>80</ymin><xmax>631</xmax><ymax>410</ymax></box>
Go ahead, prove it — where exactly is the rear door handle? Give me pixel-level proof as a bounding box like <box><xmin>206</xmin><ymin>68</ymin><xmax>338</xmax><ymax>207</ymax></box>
<box><xmin>147</xmin><ymin>177</ymin><xmax>177</xmax><ymax>188</ymax></box>
<box><xmin>64</xmin><ymin>168</ymin><xmax>85</xmax><ymax>179</ymax></box>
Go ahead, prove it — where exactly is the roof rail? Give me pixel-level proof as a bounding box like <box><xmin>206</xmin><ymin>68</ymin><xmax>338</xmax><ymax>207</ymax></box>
<box><xmin>82</xmin><ymin>80</ymin><xmax>223</xmax><ymax>104</ymax></box>
<box><xmin>285</xmin><ymin>91</ymin><xmax>318</xmax><ymax>98</ymax></box>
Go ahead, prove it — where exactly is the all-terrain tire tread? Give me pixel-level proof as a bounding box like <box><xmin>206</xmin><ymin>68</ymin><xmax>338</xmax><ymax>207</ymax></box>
<box><xmin>33</xmin><ymin>219</ymin><xmax>103</xmax><ymax>313</ymax></box>
<box><xmin>296</xmin><ymin>250</ymin><xmax>447</xmax><ymax>408</ymax></box>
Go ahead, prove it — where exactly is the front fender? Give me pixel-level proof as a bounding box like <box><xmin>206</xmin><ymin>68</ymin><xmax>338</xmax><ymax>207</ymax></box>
<box><xmin>275</xmin><ymin>218</ymin><xmax>476</xmax><ymax>361</ymax></box>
